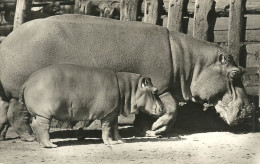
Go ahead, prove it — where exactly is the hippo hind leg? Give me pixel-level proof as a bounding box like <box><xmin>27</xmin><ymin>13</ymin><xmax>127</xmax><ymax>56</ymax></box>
<box><xmin>0</xmin><ymin>123</ymin><xmax>10</xmax><ymax>141</ymax></box>
<box><xmin>0</xmin><ymin>99</ymin><xmax>9</xmax><ymax>141</ymax></box>
<box><xmin>7</xmin><ymin>99</ymin><xmax>35</xmax><ymax>142</ymax></box>
<box><xmin>101</xmin><ymin>111</ymin><xmax>122</xmax><ymax>145</ymax></box>
<box><xmin>31</xmin><ymin>116</ymin><xmax>57</xmax><ymax>148</ymax></box>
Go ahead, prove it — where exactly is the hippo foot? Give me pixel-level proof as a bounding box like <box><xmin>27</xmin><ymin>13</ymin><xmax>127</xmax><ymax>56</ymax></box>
<box><xmin>20</xmin><ymin>134</ymin><xmax>36</xmax><ymax>142</ymax></box>
<box><xmin>116</xmin><ymin>139</ymin><xmax>125</xmax><ymax>144</ymax></box>
<box><xmin>0</xmin><ymin>135</ymin><xmax>5</xmax><ymax>141</ymax></box>
<box><xmin>104</xmin><ymin>139</ymin><xmax>123</xmax><ymax>145</ymax></box>
<box><xmin>41</xmin><ymin>142</ymin><xmax>57</xmax><ymax>148</ymax></box>
<box><xmin>146</xmin><ymin>130</ymin><xmax>163</xmax><ymax>138</ymax></box>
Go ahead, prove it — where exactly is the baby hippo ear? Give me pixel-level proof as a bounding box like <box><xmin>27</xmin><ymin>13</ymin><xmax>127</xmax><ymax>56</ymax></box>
<box><xmin>141</xmin><ymin>77</ymin><xmax>152</xmax><ymax>88</ymax></box>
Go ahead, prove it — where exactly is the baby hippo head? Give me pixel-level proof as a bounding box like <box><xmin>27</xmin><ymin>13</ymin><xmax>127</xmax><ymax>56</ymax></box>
<box><xmin>135</xmin><ymin>77</ymin><xmax>164</xmax><ymax>117</ymax></box>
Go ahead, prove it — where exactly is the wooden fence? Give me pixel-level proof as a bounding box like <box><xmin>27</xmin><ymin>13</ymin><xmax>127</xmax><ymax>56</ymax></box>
<box><xmin>0</xmin><ymin>0</ymin><xmax>259</xmax><ymax>130</ymax></box>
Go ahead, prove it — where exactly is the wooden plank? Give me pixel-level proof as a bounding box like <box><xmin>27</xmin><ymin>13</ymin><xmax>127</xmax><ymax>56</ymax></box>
<box><xmin>167</xmin><ymin>0</ymin><xmax>184</xmax><ymax>32</ymax></box>
<box><xmin>120</xmin><ymin>0</ymin><xmax>138</xmax><ymax>21</ymax></box>
<box><xmin>213</xmin><ymin>29</ymin><xmax>260</xmax><ymax>43</ymax></box>
<box><xmin>214</xmin><ymin>15</ymin><xmax>260</xmax><ymax>31</ymax></box>
<box><xmin>33</xmin><ymin>1</ymin><xmax>74</xmax><ymax>7</ymax></box>
<box><xmin>211</xmin><ymin>15</ymin><xmax>260</xmax><ymax>43</ymax></box>
<box><xmin>143</xmin><ymin>0</ymin><xmax>158</xmax><ymax>24</ymax></box>
<box><xmin>228</xmin><ymin>0</ymin><xmax>245</xmax><ymax>64</ymax></box>
<box><xmin>13</xmin><ymin>0</ymin><xmax>32</xmax><ymax>30</ymax></box>
<box><xmin>246</xmin><ymin>44</ymin><xmax>260</xmax><ymax>68</ymax></box>
<box><xmin>243</xmin><ymin>67</ymin><xmax>259</xmax><ymax>96</ymax></box>
<box><xmin>246</xmin><ymin>1</ymin><xmax>260</xmax><ymax>15</ymax></box>
<box><xmin>193</xmin><ymin>0</ymin><xmax>215</xmax><ymax>41</ymax></box>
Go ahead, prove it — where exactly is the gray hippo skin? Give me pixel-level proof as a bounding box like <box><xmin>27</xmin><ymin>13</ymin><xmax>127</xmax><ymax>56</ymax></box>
<box><xmin>0</xmin><ymin>15</ymin><xmax>253</xmax><ymax>140</ymax></box>
<box><xmin>18</xmin><ymin>64</ymin><xmax>162</xmax><ymax>147</ymax></box>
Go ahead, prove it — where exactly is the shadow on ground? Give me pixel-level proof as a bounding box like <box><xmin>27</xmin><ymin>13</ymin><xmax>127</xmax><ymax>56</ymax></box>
<box><xmin>51</xmin><ymin>127</ymin><xmax>186</xmax><ymax>147</ymax></box>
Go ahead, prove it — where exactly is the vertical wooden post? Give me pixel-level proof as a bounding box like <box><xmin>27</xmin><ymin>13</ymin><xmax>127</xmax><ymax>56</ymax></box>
<box><xmin>143</xmin><ymin>0</ymin><xmax>158</xmax><ymax>24</ymax></box>
<box><xmin>228</xmin><ymin>0</ymin><xmax>244</xmax><ymax>64</ymax></box>
<box><xmin>120</xmin><ymin>0</ymin><xmax>138</xmax><ymax>21</ymax></box>
<box><xmin>167</xmin><ymin>0</ymin><xmax>185</xmax><ymax>32</ymax></box>
<box><xmin>193</xmin><ymin>0</ymin><xmax>214</xmax><ymax>41</ymax></box>
<box><xmin>74</xmin><ymin>0</ymin><xmax>92</xmax><ymax>15</ymax></box>
<box><xmin>13</xmin><ymin>0</ymin><xmax>32</xmax><ymax>30</ymax></box>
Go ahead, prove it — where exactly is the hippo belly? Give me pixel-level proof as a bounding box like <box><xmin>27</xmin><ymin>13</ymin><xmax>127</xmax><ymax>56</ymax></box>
<box><xmin>0</xmin><ymin>15</ymin><xmax>173</xmax><ymax>99</ymax></box>
<box><xmin>23</xmin><ymin>65</ymin><xmax>119</xmax><ymax>121</ymax></box>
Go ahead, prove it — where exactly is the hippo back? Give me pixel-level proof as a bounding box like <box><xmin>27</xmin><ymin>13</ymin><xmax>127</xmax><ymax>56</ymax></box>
<box><xmin>0</xmin><ymin>15</ymin><xmax>173</xmax><ymax>98</ymax></box>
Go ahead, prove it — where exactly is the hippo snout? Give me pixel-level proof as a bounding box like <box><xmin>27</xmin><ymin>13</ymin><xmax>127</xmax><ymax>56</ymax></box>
<box><xmin>228</xmin><ymin>103</ymin><xmax>254</xmax><ymax>127</ymax></box>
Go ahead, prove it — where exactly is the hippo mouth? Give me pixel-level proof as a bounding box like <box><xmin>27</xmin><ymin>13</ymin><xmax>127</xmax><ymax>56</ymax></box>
<box><xmin>215</xmin><ymin>97</ymin><xmax>253</xmax><ymax>126</ymax></box>
<box><xmin>214</xmin><ymin>70</ymin><xmax>254</xmax><ymax>126</ymax></box>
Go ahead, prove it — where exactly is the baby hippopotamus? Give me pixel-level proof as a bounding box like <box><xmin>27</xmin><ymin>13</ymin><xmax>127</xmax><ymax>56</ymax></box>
<box><xmin>18</xmin><ymin>64</ymin><xmax>163</xmax><ymax>148</ymax></box>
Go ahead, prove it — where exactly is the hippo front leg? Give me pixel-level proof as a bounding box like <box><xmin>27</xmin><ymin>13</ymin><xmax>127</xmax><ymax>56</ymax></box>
<box><xmin>112</xmin><ymin>118</ymin><xmax>124</xmax><ymax>144</ymax></box>
<box><xmin>150</xmin><ymin>92</ymin><xmax>178</xmax><ymax>135</ymax></box>
<box><xmin>101</xmin><ymin>111</ymin><xmax>122</xmax><ymax>145</ymax></box>
<box><xmin>7</xmin><ymin>99</ymin><xmax>35</xmax><ymax>142</ymax></box>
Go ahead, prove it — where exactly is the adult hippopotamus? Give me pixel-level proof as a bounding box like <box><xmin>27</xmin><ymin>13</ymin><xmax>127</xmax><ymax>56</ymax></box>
<box><xmin>18</xmin><ymin>64</ymin><xmax>162</xmax><ymax>147</ymax></box>
<box><xmin>0</xmin><ymin>15</ymin><xmax>253</xmax><ymax>141</ymax></box>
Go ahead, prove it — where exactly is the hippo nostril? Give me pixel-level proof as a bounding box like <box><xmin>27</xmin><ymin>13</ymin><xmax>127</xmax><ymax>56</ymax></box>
<box><xmin>152</xmin><ymin>88</ymin><xmax>158</xmax><ymax>94</ymax></box>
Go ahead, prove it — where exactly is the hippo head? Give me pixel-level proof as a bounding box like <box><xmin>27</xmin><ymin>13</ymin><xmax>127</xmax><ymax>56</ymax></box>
<box><xmin>117</xmin><ymin>73</ymin><xmax>163</xmax><ymax>117</ymax></box>
<box><xmin>135</xmin><ymin>77</ymin><xmax>164</xmax><ymax>117</ymax></box>
<box><xmin>190</xmin><ymin>48</ymin><xmax>253</xmax><ymax>126</ymax></box>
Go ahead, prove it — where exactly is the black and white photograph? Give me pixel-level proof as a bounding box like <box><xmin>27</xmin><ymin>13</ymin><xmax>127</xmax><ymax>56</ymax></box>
<box><xmin>0</xmin><ymin>0</ymin><xmax>259</xmax><ymax>163</ymax></box>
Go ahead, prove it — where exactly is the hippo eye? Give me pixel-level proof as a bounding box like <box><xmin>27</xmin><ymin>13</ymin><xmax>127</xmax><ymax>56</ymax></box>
<box><xmin>141</xmin><ymin>77</ymin><xmax>151</xmax><ymax>87</ymax></box>
<box><xmin>219</xmin><ymin>53</ymin><xmax>227</xmax><ymax>65</ymax></box>
<box><xmin>229</xmin><ymin>71</ymin><xmax>239</xmax><ymax>78</ymax></box>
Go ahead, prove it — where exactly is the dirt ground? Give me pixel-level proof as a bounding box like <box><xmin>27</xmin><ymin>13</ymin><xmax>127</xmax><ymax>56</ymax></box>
<box><xmin>0</xmin><ymin>126</ymin><xmax>260</xmax><ymax>164</ymax></box>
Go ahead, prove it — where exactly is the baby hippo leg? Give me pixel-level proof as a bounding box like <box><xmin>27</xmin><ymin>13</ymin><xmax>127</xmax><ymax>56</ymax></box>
<box><xmin>31</xmin><ymin>116</ymin><xmax>57</xmax><ymax>148</ymax></box>
<box><xmin>112</xmin><ymin>118</ymin><xmax>124</xmax><ymax>144</ymax></box>
<box><xmin>101</xmin><ymin>112</ymin><xmax>122</xmax><ymax>145</ymax></box>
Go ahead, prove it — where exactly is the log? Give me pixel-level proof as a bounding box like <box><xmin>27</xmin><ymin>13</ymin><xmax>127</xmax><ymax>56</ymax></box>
<box><xmin>193</xmin><ymin>0</ymin><xmax>215</xmax><ymax>41</ymax></box>
<box><xmin>167</xmin><ymin>0</ymin><xmax>185</xmax><ymax>32</ymax></box>
<box><xmin>143</xmin><ymin>0</ymin><xmax>158</xmax><ymax>24</ymax></box>
<box><xmin>228</xmin><ymin>0</ymin><xmax>245</xmax><ymax>64</ymax></box>
<box><xmin>13</xmin><ymin>0</ymin><xmax>32</xmax><ymax>30</ymax></box>
<box><xmin>120</xmin><ymin>0</ymin><xmax>138</xmax><ymax>21</ymax></box>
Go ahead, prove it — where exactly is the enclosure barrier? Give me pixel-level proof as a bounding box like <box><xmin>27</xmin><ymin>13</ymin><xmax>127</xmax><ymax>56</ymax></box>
<box><xmin>0</xmin><ymin>0</ymin><xmax>259</xmax><ymax>130</ymax></box>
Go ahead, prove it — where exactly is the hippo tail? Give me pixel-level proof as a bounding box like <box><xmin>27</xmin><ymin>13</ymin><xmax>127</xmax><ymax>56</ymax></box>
<box><xmin>0</xmin><ymin>81</ymin><xmax>9</xmax><ymax>102</ymax></box>
<box><xmin>18</xmin><ymin>84</ymin><xmax>26</xmax><ymax>105</ymax></box>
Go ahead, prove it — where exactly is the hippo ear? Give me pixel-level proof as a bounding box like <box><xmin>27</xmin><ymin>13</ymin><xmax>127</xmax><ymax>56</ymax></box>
<box><xmin>141</xmin><ymin>77</ymin><xmax>151</xmax><ymax>87</ymax></box>
<box><xmin>218</xmin><ymin>53</ymin><xmax>227</xmax><ymax>65</ymax></box>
